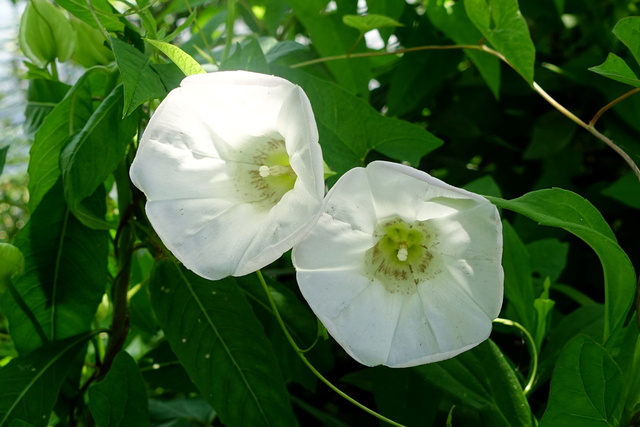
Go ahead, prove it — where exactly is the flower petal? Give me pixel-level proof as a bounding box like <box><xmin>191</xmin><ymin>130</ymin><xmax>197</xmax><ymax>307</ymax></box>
<box><xmin>131</xmin><ymin>71</ymin><xmax>324</xmax><ymax>280</ymax></box>
<box><xmin>293</xmin><ymin>161</ymin><xmax>503</xmax><ymax>367</ymax></box>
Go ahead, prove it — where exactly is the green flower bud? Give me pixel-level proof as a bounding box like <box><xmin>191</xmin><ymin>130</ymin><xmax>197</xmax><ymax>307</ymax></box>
<box><xmin>71</xmin><ymin>16</ymin><xmax>114</xmax><ymax>67</ymax></box>
<box><xmin>18</xmin><ymin>0</ymin><xmax>75</xmax><ymax>68</ymax></box>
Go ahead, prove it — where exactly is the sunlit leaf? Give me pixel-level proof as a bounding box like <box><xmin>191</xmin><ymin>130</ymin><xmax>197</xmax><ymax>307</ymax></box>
<box><xmin>612</xmin><ymin>16</ymin><xmax>640</xmax><ymax>68</ymax></box>
<box><xmin>145</xmin><ymin>39</ymin><xmax>206</xmax><ymax>76</ymax></box>
<box><xmin>342</xmin><ymin>14</ymin><xmax>403</xmax><ymax>33</ymax></box>
<box><xmin>589</xmin><ymin>53</ymin><xmax>640</xmax><ymax>88</ymax></box>
<box><xmin>149</xmin><ymin>260</ymin><xmax>296</xmax><ymax>427</ymax></box>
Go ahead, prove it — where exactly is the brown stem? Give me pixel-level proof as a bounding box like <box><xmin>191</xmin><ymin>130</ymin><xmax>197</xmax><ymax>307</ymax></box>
<box><xmin>590</xmin><ymin>87</ymin><xmax>640</xmax><ymax>127</ymax></box>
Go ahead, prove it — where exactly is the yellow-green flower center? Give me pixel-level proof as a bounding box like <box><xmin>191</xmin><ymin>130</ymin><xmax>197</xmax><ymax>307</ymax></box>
<box><xmin>365</xmin><ymin>217</ymin><xmax>436</xmax><ymax>293</ymax></box>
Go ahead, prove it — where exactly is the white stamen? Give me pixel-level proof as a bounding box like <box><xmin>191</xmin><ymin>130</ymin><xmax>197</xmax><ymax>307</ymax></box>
<box><xmin>397</xmin><ymin>247</ymin><xmax>408</xmax><ymax>262</ymax></box>
<box><xmin>259</xmin><ymin>165</ymin><xmax>270</xmax><ymax>177</ymax></box>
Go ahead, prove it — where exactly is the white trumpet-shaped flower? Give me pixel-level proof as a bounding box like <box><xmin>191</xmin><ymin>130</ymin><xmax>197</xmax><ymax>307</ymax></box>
<box><xmin>130</xmin><ymin>71</ymin><xmax>324</xmax><ymax>280</ymax></box>
<box><xmin>293</xmin><ymin>161</ymin><xmax>503</xmax><ymax>368</ymax></box>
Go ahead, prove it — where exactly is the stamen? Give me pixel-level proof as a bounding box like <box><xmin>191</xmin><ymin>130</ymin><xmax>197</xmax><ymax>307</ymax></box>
<box><xmin>259</xmin><ymin>165</ymin><xmax>270</xmax><ymax>177</ymax></box>
<box><xmin>259</xmin><ymin>164</ymin><xmax>294</xmax><ymax>177</ymax></box>
<box><xmin>397</xmin><ymin>245</ymin><xmax>408</xmax><ymax>262</ymax></box>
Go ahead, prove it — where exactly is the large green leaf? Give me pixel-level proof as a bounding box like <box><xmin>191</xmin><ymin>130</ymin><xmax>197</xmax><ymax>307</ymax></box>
<box><xmin>425</xmin><ymin>0</ymin><xmax>501</xmax><ymax>97</ymax></box>
<box><xmin>148</xmin><ymin>260</ymin><xmax>296</xmax><ymax>427</ymax></box>
<box><xmin>464</xmin><ymin>0</ymin><xmax>535</xmax><ymax>84</ymax></box>
<box><xmin>487</xmin><ymin>189</ymin><xmax>636</xmax><ymax>346</ymax></box>
<box><xmin>111</xmin><ymin>37</ymin><xmax>172</xmax><ymax>117</ymax></box>
<box><xmin>0</xmin><ymin>181</ymin><xmax>108</xmax><ymax>354</ymax></box>
<box><xmin>28</xmin><ymin>67</ymin><xmax>114</xmax><ymax>211</ymax></box>
<box><xmin>0</xmin><ymin>331</ymin><xmax>96</xmax><ymax>427</ymax></box>
<box><xmin>89</xmin><ymin>351</ymin><xmax>149</xmax><ymax>427</ymax></box>
<box><xmin>612</xmin><ymin>16</ymin><xmax>640</xmax><ymax>68</ymax></box>
<box><xmin>60</xmin><ymin>84</ymin><xmax>138</xmax><ymax>229</ymax></box>
<box><xmin>415</xmin><ymin>340</ymin><xmax>532</xmax><ymax>426</ymax></box>
<box><xmin>501</xmin><ymin>221</ymin><xmax>536</xmax><ymax>334</ymax></box>
<box><xmin>539</xmin><ymin>334</ymin><xmax>623</xmax><ymax>426</ymax></box>
<box><xmin>273</xmin><ymin>66</ymin><xmax>443</xmax><ymax>177</ymax></box>
<box><xmin>286</xmin><ymin>0</ymin><xmax>370</xmax><ymax>97</ymax></box>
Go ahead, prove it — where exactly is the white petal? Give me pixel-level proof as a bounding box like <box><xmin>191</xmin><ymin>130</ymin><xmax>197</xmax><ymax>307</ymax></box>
<box><xmin>131</xmin><ymin>71</ymin><xmax>325</xmax><ymax>280</ymax></box>
<box><xmin>294</xmin><ymin>161</ymin><xmax>503</xmax><ymax>367</ymax></box>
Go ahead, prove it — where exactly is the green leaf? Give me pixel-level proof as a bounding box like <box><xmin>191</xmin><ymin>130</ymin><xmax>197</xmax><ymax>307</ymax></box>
<box><xmin>149</xmin><ymin>260</ymin><xmax>296</xmax><ymax>427</ymax></box>
<box><xmin>111</xmin><ymin>37</ymin><xmax>170</xmax><ymax>117</ymax></box>
<box><xmin>273</xmin><ymin>66</ymin><xmax>442</xmax><ymax>177</ymax></box>
<box><xmin>139</xmin><ymin>341</ymin><xmax>197</xmax><ymax>394</ymax></box>
<box><xmin>60</xmin><ymin>84</ymin><xmax>138</xmax><ymax>229</ymax></box>
<box><xmin>149</xmin><ymin>396</ymin><xmax>215</xmax><ymax>426</ymax></box>
<box><xmin>265</xmin><ymin>41</ymin><xmax>309</xmax><ymax>64</ymax></box>
<box><xmin>602</xmin><ymin>171</ymin><xmax>640</xmax><ymax>209</ymax></box>
<box><xmin>220</xmin><ymin>38</ymin><xmax>269</xmax><ymax>73</ymax></box>
<box><xmin>464</xmin><ymin>0</ymin><xmax>536</xmax><ymax>84</ymax></box>
<box><xmin>0</xmin><ymin>331</ymin><xmax>96</xmax><ymax>427</ymax></box>
<box><xmin>89</xmin><ymin>351</ymin><xmax>149</xmax><ymax>427</ymax></box>
<box><xmin>612</xmin><ymin>16</ymin><xmax>640</xmax><ymax>68</ymax></box>
<box><xmin>286</xmin><ymin>0</ymin><xmax>370</xmax><ymax>97</ymax></box>
<box><xmin>487</xmin><ymin>189</ymin><xmax>636</xmax><ymax>346</ymax></box>
<box><xmin>501</xmin><ymin>221</ymin><xmax>536</xmax><ymax>334</ymax></box>
<box><xmin>0</xmin><ymin>243</ymin><xmax>24</xmax><ymax>293</ymax></box>
<box><xmin>425</xmin><ymin>0</ymin><xmax>501</xmax><ymax>97</ymax></box>
<box><xmin>342</xmin><ymin>14</ymin><xmax>403</xmax><ymax>33</ymax></box>
<box><xmin>55</xmin><ymin>0</ymin><xmax>124</xmax><ymax>32</ymax></box>
<box><xmin>539</xmin><ymin>335</ymin><xmax>623</xmax><ymax>427</ymax></box>
<box><xmin>533</xmin><ymin>278</ymin><xmax>555</xmax><ymax>351</ymax></box>
<box><xmin>524</xmin><ymin>111</ymin><xmax>577</xmax><ymax>159</ymax></box>
<box><xmin>145</xmin><ymin>39</ymin><xmax>206</xmax><ymax>76</ymax></box>
<box><xmin>589</xmin><ymin>53</ymin><xmax>640</xmax><ymax>88</ymax></box>
<box><xmin>415</xmin><ymin>340</ymin><xmax>533</xmax><ymax>426</ymax></box>
<box><xmin>537</xmin><ymin>305</ymin><xmax>604</xmax><ymax>386</ymax></box>
<box><xmin>0</xmin><ymin>181</ymin><xmax>108</xmax><ymax>354</ymax></box>
<box><xmin>526</xmin><ymin>238</ymin><xmax>569</xmax><ymax>284</ymax></box>
<box><xmin>0</xmin><ymin>146</ymin><xmax>7</xmax><ymax>177</ymax></box>
<box><xmin>28</xmin><ymin>67</ymin><xmax>114</xmax><ymax>211</ymax></box>
<box><xmin>463</xmin><ymin>175</ymin><xmax>503</xmax><ymax>198</ymax></box>
<box><xmin>23</xmin><ymin>79</ymin><xmax>70</xmax><ymax>138</ymax></box>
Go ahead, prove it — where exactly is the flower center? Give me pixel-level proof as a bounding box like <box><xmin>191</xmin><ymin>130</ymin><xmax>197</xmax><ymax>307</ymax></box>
<box><xmin>229</xmin><ymin>138</ymin><xmax>298</xmax><ymax>209</ymax></box>
<box><xmin>365</xmin><ymin>217</ymin><xmax>436</xmax><ymax>293</ymax></box>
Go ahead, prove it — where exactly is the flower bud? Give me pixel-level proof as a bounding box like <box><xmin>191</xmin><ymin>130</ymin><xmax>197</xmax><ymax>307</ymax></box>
<box><xmin>71</xmin><ymin>16</ymin><xmax>114</xmax><ymax>67</ymax></box>
<box><xmin>18</xmin><ymin>0</ymin><xmax>75</xmax><ymax>68</ymax></box>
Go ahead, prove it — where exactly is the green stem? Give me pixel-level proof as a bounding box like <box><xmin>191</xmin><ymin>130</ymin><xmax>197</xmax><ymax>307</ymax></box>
<box><xmin>255</xmin><ymin>270</ymin><xmax>405</xmax><ymax>427</ymax></box>
<box><xmin>493</xmin><ymin>318</ymin><xmax>538</xmax><ymax>395</ymax></box>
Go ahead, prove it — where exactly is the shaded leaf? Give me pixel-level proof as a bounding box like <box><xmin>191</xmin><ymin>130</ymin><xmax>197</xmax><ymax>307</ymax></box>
<box><xmin>89</xmin><ymin>351</ymin><xmax>149</xmax><ymax>427</ymax></box>
<box><xmin>55</xmin><ymin>0</ymin><xmax>124</xmax><ymax>32</ymax></box>
<box><xmin>488</xmin><ymin>189</ymin><xmax>636</xmax><ymax>346</ymax></box>
<box><xmin>220</xmin><ymin>38</ymin><xmax>269</xmax><ymax>73</ymax></box>
<box><xmin>524</xmin><ymin>111</ymin><xmax>577</xmax><ymax>159</ymax></box>
<box><xmin>539</xmin><ymin>335</ymin><xmax>622</xmax><ymax>427</ymax></box>
<box><xmin>60</xmin><ymin>84</ymin><xmax>138</xmax><ymax>229</ymax></box>
<box><xmin>415</xmin><ymin>340</ymin><xmax>532</xmax><ymax>427</ymax></box>
<box><xmin>0</xmin><ymin>332</ymin><xmax>95</xmax><ymax>427</ymax></box>
<box><xmin>274</xmin><ymin>66</ymin><xmax>442</xmax><ymax>177</ymax></box>
<box><xmin>464</xmin><ymin>0</ymin><xmax>535</xmax><ymax>84</ymax></box>
<box><xmin>23</xmin><ymin>79</ymin><xmax>70</xmax><ymax>138</ymax></box>
<box><xmin>526</xmin><ymin>238</ymin><xmax>569</xmax><ymax>284</ymax></box>
<box><xmin>28</xmin><ymin>67</ymin><xmax>114</xmax><ymax>211</ymax></box>
<box><xmin>602</xmin><ymin>171</ymin><xmax>640</xmax><ymax>209</ymax></box>
<box><xmin>149</xmin><ymin>260</ymin><xmax>296</xmax><ymax>427</ymax></box>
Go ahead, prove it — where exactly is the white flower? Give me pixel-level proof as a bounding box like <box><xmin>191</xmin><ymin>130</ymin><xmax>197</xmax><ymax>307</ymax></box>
<box><xmin>293</xmin><ymin>161</ymin><xmax>503</xmax><ymax>368</ymax></box>
<box><xmin>130</xmin><ymin>71</ymin><xmax>324</xmax><ymax>280</ymax></box>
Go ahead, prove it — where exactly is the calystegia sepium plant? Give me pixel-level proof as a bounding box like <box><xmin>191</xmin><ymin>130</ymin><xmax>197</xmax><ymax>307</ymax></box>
<box><xmin>1</xmin><ymin>1</ymin><xmax>638</xmax><ymax>426</ymax></box>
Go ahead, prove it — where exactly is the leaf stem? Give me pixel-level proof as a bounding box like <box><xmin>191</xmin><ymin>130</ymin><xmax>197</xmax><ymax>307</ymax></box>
<box><xmin>255</xmin><ymin>270</ymin><xmax>405</xmax><ymax>427</ymax></box>
<box><xmin>494</xmin><ymin>318</ymin><xmax>538</xmax><ymax>395</ymax></box>
<box><xmin>590</xmin><ymin>87</ymin><xmax>640</xmax><ymax>126</ymax></box>
<box><xmin>222</xmin><ymin>0</ymin><xmax>236</xmax><ymax>63</ymax></box>
<box><xmin>291</xmin><ymin>43</ymin><xmax>640</xmax><ymax>183</ymax></box>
